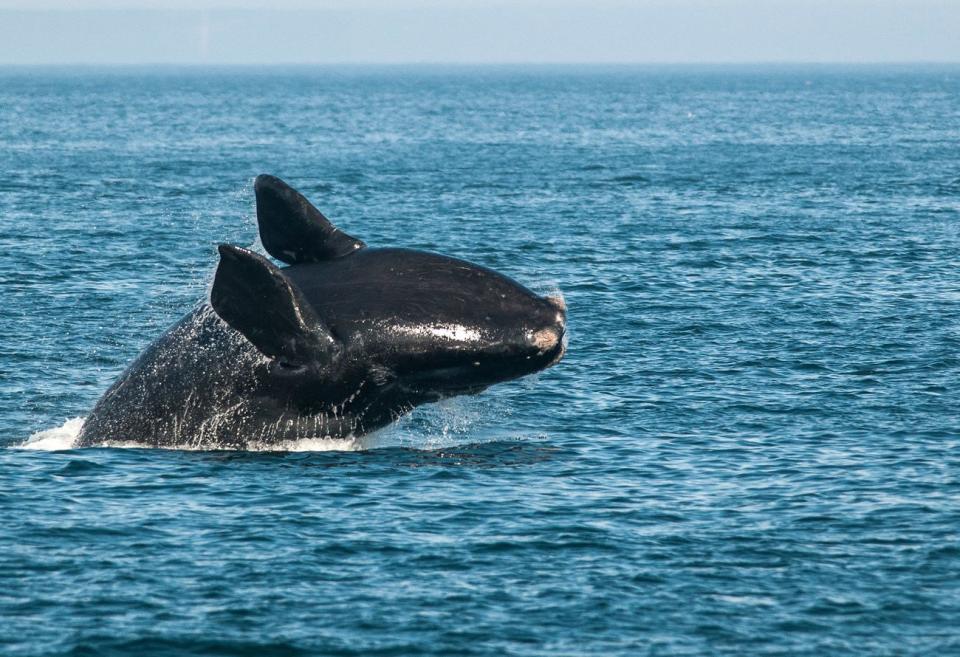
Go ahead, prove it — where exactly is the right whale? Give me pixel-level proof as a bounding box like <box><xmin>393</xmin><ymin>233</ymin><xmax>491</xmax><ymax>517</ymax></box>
<box><xmin>77</xmin><ymin>175</ymin><xmax>567</xmax><ymax>448</ymax></box>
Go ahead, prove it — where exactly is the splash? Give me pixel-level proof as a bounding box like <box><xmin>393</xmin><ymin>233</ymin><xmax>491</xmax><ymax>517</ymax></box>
<box><xmin>380</xmin><ymin>393</ymin><xmax>510</xmax><ymax>451</ymax></box>
<box><xmin>245</xmin><ymin>436</ymin><xmax>367</xmax><ymax>452</ymax></box>
<box><xmin>15</xmin><ymin>416</ymin><xmax>364</xmax><ymax>452</ymax></box>
<box><xmin>16</xmin><ymin>388</ymin><xmax>506</xmax><ymax>452</ymax></box>
<box><xmin>18</xmin><ymin>417</ymin><xmax>84</xmax><ymax>450</ymax></box>
<box><xmin>93</xmin><ymin>436</ymin><xmax>370</xmax><ymax>452</ymax></box>
<box><xmin>17</xmin><ymin>419</ymin><xmax>372</xmax><ymax>452</ymax></box>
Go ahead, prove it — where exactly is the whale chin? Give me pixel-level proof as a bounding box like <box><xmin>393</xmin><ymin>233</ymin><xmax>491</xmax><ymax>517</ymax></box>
<box><xmin>417</xmin><ymin>384</ymin><xmax>490</xmax><ymax>403</ymax></box>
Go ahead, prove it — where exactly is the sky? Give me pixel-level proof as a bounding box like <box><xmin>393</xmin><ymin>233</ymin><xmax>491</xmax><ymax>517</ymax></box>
<box><xmin>0</xmin><ymin>0</ymin><xmax>957</xmax><ymax>65</ymax></box>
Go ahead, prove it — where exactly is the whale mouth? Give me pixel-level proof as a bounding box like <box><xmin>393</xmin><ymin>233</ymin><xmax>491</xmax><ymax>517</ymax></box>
<box><xmin>400</xmin><ymin>377</ymin><xmax>489</xmax><ymax>401</ymax></box>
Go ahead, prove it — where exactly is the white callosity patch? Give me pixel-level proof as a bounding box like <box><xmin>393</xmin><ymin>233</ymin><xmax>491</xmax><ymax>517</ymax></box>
<box><xmin>530</xmin><ymin>327</ymin><xmax>560</xmax><ymax>352</ymax></box>
<box><xmin>545</xmin><ymin>293</ymin><xmax>566</xmax><ymax>313</ymax></box>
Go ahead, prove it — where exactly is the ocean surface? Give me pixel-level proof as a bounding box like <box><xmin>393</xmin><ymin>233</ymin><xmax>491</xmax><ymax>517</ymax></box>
<box><xmin>2</xmin><ymin>65</ymin><xmax>960</xmax><ymax>655</ymax></box>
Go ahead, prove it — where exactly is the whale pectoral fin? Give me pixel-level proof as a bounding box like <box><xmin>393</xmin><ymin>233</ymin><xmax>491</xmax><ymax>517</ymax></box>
<box><xmin>254</xmin><ymin>174</ymin><xmax>365</xmax><ymax>265</ymax></box>
<box><xmin>211</xmin><ymin>244</ymin><xmax>340</xmax><ymax>364</ymax></box>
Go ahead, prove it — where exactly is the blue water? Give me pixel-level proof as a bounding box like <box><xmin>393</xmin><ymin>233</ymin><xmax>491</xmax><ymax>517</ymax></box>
<box><xmin>2</xmin><ymin>65</ymin><xmax>960</xmax><ymax>655</ymax></box>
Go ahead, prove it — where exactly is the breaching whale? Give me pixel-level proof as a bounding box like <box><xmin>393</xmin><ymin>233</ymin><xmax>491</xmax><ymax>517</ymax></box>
<box><xmin>77</xmin><ymin>175</ymin><xmax>566</xmax><ymax>448</ymax></box>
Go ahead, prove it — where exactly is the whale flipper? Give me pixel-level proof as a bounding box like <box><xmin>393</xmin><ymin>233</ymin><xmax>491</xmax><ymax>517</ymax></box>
<box><xmin>254</xmin><ymin>174</ymin><xmax>365</xmax><ymax>265</ymax></box>
<box><xmin>211</xmin><ymin>244</ymin><xmax>340</xmax><ymax>365</ymax></box>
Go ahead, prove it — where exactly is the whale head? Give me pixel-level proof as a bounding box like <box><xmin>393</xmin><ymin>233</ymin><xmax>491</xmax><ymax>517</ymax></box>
<box><xmin>209</xmin><ymin>175</ymin><xmax>566</xmax><ymax>432</ymax></box>
<box><xmin>346</xmin><ymin>249</ymin><xmax>567</xmax><ymax>401</ymax></box>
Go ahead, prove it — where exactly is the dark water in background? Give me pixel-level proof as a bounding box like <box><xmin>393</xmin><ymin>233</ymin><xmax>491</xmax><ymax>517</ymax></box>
<box><xmin>2</xmin><ymin>66</ymin><xmax>960</xmax><ymax>655</ymax></box>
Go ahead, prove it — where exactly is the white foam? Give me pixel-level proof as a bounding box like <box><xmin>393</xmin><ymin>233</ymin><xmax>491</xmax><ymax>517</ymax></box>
<box><xmin>16</xmin><ymin>417</ymin><xmax>380</xmax><ymax>452</ymax></box>
<box><xmin>89</xmin><ymin>437</ymin><xmax>369</xmax><ymax>452</ymax></box>
<box><xmin>18</xmin><ymin>417</ymin><xmax>84</xmax><ymax>450</ymax></box>
<box><xmin>245</xmin><ymin>436</ymin><xmax>368</xmax><ymax>452</ymax></box>
<box><xmin>16</xmin><ymin>391</ymin><xmax>498</xmax><ymax>453</ymax></box>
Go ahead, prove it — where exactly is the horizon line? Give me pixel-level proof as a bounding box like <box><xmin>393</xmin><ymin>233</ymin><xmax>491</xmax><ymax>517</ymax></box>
<box><xmin>3</xmin><ymin>60</ymin><xmax>960</xmax><ymax>67</ymax></box>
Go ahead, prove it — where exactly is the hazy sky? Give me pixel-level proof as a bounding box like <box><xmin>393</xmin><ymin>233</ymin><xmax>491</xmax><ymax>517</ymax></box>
<box><xmin>0</xmin><ymin>0</ymin><xmax>957</xmax><ymax>65</ymax></box>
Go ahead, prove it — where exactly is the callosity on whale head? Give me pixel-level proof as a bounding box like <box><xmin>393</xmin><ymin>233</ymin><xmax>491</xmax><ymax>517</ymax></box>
<box><xmin>76</xmin><ymin>175</ymin><xmax>566</xmax><ymax>448</ymax></box>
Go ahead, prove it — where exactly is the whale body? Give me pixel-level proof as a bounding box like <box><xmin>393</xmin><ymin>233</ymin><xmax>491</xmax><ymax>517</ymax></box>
<box><xmin>77</xmin><ymin>175</ymin><xmax>566</xmax><ymax>448</ymax></box>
